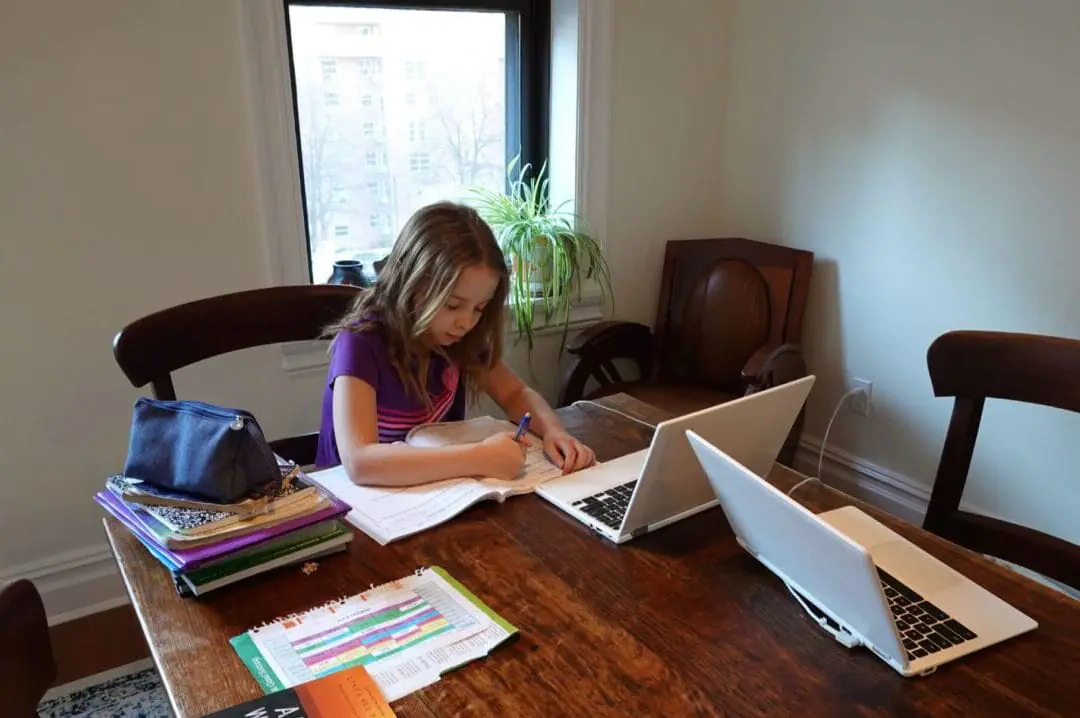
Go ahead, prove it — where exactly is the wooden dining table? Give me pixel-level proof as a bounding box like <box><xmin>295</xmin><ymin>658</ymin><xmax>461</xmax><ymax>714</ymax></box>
<box><xmin>104</xmin><ymin>394</ymin><xmax>1080</xmax><ymax>717</ymax></box>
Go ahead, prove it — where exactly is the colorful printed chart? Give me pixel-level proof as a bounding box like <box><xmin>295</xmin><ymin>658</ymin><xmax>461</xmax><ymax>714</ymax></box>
<box><xmin>231</xmin><ymin>567</ymin><xmax>516</xmax><ymax>702</ymax></box>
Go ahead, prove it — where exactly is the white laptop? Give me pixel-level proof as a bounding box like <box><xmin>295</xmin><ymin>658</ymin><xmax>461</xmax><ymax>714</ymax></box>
<box><xmin>686</xmin><ymin>431</ymin><xmax>1038</xmax><ymax>677</ymax></box>
<box><xmin>535</xmin><ymin>375</ymin><xmax>815</xmax><ymax>543</ymax></box>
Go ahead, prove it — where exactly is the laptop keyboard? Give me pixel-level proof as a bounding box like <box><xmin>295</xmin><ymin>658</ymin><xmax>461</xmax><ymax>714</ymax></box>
<box><xmin>878</xmin><ymin>568</ymin><xmax>978</xmax><ymax>660</ymax></box>
<box><xmin>570</xmin><ymin>480</ymin><xmax>638</xmax><ymax>531</ymax></box>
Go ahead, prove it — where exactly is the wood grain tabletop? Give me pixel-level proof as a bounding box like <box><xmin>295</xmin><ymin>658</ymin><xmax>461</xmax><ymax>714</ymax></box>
<box><xmin>104</xmin><ymin>394</ymin><xmax>1080</xmax><ymax>717</ymax></box>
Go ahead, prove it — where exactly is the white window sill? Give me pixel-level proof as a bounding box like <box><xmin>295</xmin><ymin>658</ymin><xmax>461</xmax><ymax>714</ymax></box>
<box><xmin>281</xmin><ymin>284</ymin><xmax>605</xmax><ymax>375</ymax></box>
<box><xmin>511</xmin><ymin>280</ymin><xmax>606</xmax><ymax>336</ymax></box>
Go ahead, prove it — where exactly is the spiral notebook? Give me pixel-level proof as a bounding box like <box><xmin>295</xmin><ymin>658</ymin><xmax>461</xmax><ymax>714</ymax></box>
<box><xmin>230</xmin><ymin>566</ymin><xmax>516</xmax><ymax>702</ymax></box>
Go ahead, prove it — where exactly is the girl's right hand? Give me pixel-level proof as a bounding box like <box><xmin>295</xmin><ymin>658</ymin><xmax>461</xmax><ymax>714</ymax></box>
<box><xmin>475</xmin><ymin>432</ymin><xmax>528</xmax><ymax>480</ymax></box>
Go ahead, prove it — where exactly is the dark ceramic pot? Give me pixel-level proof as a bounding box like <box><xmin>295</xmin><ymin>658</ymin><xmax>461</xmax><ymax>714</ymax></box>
<box><xmin>327</xmin><ymin>260</ymin><xmax>370</xmax><ymax>287</ymax></box>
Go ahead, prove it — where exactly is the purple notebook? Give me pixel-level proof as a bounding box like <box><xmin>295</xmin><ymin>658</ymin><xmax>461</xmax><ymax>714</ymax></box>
<box><xmin>95</xmin><ymin>490</ymin><xmax>350</xmax><ymax>570</ymax></box>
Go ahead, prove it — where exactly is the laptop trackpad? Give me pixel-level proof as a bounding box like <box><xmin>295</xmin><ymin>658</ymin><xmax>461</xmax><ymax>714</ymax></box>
<box><xmin>874</xmin><ymin>540</ymin><xmax>964</xmax><ymax>595</ymax></box>
<box><xmin>820</xmin><ymin>506</ymin><xmax>962</xmax><ymax>595</ymax></box>
<box><xmin>818</xmin><ymin>505</ymin><xmax>903</xmax><ymax>550</ymax></box>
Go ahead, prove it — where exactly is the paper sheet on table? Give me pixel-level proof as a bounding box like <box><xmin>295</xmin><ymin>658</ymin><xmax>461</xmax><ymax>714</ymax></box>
<box><xmin>230</xmin><ymin>567</ymin><xmax>516</xmax><ymax>702</ymax></box>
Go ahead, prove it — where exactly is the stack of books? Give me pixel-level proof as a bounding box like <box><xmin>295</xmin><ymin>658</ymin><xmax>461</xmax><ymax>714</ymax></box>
<box><xmin>94</xmin><ymin>457</ymin><xmax>353</xmax><ymax>597</ymax></box>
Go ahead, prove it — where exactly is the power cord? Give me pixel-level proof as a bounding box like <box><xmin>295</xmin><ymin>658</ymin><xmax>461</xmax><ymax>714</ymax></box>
<box><xmin>787</xmin><ymin>386</ymin><xmax>865</xmax><ymax>497</ymax></box>
<box><xmin>571</xmin><ymin>400</ymin><xmax>658</xmax><ymax>429</ymax></box>
<box><xmin>577</xmin><ymin>390</ymin><xmax>866</xmax><ymax>499</ymax></box>
<box><xmin>784</xmin><ymin>580</ymin><xmax>861</xmax><ymax>648</ymax></box>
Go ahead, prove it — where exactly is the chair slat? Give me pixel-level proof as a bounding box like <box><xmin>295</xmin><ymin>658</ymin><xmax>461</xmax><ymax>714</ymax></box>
<box><xmin>112</xmin><ymin>285</ymin><xmax>361</xmax><ymax>465</ymax></box>
<box><xmin>925</xmin><ymin>330</ymin><xmax>1080</xmax><ymax>590</ymax></box>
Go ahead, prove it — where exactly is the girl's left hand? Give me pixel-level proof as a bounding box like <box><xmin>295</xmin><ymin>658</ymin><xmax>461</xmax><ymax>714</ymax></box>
<box><xmin>543</xmin><ymin>431</ymin><xmax>596</xmax><ymax>474</ymax></box>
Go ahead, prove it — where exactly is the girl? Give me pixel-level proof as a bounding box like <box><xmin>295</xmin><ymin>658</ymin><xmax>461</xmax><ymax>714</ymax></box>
<box><xmin>314</xmin><ymin>201</ymin><xmax>597</xmax><ymax>487</ymax></box>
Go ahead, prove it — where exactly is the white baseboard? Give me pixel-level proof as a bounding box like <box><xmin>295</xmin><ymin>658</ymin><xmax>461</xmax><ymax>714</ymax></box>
<box><xmin>0</xmin><ymin>544</ymin><xmax>127</xmax><ymax>624</ymax></box>
<box><xmin>792</xmin><ymin>434</ymin><xmax>1019</xmax><ymax>527</ymax></box>
<box><xmin>793</xmin><ymin>435</ymin><xmax>932</xmax><ymax>526</ymax></box>
<box><xmin>793</xmin><ymin>435</ymin><xmax>1080</xmax><ymax>600</ymax></box>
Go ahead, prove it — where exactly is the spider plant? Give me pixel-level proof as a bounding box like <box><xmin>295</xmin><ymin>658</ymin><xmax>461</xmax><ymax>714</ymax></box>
<box><xmin>468</xmin><ymin>158</ymin><xmax>613</xmax><ymax>354</ymax></box>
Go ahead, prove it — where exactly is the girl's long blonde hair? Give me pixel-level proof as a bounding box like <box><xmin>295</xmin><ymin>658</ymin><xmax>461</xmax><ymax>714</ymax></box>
<box><xmin>324</xmin><ymin>201</ymin><xmax>509</xmax><ymax>405</ymax></box>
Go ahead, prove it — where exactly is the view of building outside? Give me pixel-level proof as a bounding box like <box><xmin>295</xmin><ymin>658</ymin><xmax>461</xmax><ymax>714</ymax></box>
<box><xmin>289</xmin><ymin>5</ymin><xmax>509</xmax><ymax>283</ymax></box>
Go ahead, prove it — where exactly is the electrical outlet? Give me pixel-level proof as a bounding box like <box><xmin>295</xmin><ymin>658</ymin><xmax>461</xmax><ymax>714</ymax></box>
<box><xmin>848</xmin><ymin>378</ymin><xmax>873</xmax><ymax>417</ymax></box>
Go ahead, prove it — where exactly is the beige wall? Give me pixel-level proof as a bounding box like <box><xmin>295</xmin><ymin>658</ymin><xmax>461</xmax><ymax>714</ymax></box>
<box><xmin>606</xmin><ymin>0</ymin><xmax>733</xmax><ymax>325</ymax></box>
<box><xmin>0</xmin><ymin>0</ymin><xmax>734</xmax><ymax>615</ymax></box>
<box><xmin>719</xmin><ymin>0</ymin><xmax>1080</xmax><ymax>544</ymax></box>
<box><xmin>0</xmin><ymin>0</ymin><xmax>321</xmax><ymax>612</ymax></box>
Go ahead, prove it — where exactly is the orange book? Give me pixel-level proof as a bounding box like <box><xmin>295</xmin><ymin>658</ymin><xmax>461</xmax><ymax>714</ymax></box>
<box><xmin>205</xmin><ymin>665</ymin><xmax>395</xmax><ymax>718</ymax></box>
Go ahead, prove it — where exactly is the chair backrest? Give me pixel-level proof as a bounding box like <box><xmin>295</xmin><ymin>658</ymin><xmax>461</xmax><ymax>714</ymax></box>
<box><xmin>0</xmin><ymin>579</ymin><xmax>56</xmax><ymax>717</ymax></box>
<box><xmin>925</xmin><ymin>330</ymin><xmax>1080</xmax><ymax>589</ymax></box>
<box><xmin>652</xmin><ymin>238</ymin><xmax>813</xmax><ymax>392</ymax></box>
<box><xmin>113</xmin><ymin>285</ymin><xmax>361</xmax><ymax>465</ymax></box>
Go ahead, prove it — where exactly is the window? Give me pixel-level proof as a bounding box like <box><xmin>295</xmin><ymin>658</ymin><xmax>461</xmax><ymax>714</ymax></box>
<box><xmin>285</xmin><ymin>1</ymin><xmax>550</xmax><ymax>283</ymax></box>
<box><xmin>358</xmin><ymin>57</ymin><xmax>382</xmax><ymax>76</ymax></box>
<box><xmin>320</xmin><ymin>56</ymin><xmax>336</xmax><ymax>80</ymax></box>
<box><xmin>367</xmin><ymin>180</ymin><xmax>388</xmax><ymax>200</ymax></box>
<box><xmin>409</xmin><ymin>152</ymin><xmax>432</xmax><ymax>173</ymax></box>
<box><xmin>333</xmin><ymin>224</ymin><xmax>349</xmax><ymax>237</ymax></box>
<box><xmin>335</xmin><ymin>22</ymin><xmax>380</xmax><ymax>37</ymax></box>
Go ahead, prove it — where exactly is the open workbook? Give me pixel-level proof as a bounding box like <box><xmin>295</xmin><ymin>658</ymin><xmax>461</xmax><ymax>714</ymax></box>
<box><xmin>308</xmin><ymin>416</ymin><xmax>567</xmax><ymax>544</ymax></box>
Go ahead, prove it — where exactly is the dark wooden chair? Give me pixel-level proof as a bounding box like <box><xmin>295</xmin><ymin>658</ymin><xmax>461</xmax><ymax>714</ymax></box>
<box><xmin>113</xmin><ymin>285</ymin><xmax>361</xmax><ymax>466</ymax></box>
<box><xmin>925</xmin><ymin>330</ymin><xmax>1080</xmax><ymax>590</ymax></box>
<box><xmin>556</xmin><ymin>237</ymin><xmax>813</xmax><ymax>466</ymax></box>
<box><xmin>0</xmin><ymin>580</ymin><xmax>57</xmax><ymax>717</ymax></box>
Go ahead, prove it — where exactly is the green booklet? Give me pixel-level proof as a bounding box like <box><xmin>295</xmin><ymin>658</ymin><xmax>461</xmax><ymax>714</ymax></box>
<box><xmin>177</xmin><ymin>521</ymin><xmax>353</xmax><ymax>597</ymax></box>
<box><xmin>184</xmin><ymin>521</ymin><xmax>349</xmax><ymax>586</ymax></box>
<box><xmin>230</xmin><ymin>566</ymin><xmax>517</xmax><ymax>702</ymax></box>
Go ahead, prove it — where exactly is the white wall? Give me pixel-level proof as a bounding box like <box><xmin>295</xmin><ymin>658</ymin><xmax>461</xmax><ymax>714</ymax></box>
<box><xmin>605</xmin><ymin>0</ymin><xmax>733</xmax><ymax>325</ymax></box>
<box><xmin>0</xmin><ymin>0</ymin><xmax>734</xmax><ymax>617</ymax></box>
<box><xmin>0</xmin><ymin>0</ymin><xmax>323</xmax><ymax>615</ymax></box>
<box><xmin>719</xmin><ymin>0</ymin><xmax>1080</xmax><ymax>544</ymax></box>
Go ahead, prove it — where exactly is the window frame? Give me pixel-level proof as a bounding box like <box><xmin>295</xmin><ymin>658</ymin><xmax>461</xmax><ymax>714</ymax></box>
<box><xmin>240</xmin><ymin>0</ymin><xmax>613</xmax><ymax>373</ymax></box>
<box><xmin>283</xmin><ymin>0</ymin><xmax>551</xmax><ymax>284</ymax></box>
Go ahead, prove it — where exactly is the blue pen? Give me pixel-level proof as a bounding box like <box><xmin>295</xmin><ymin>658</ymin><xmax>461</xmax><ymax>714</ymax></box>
<box><xmin>513</xmin><ymin>412</ymin><xmax>532</xmax><ymax>442</ymax></box>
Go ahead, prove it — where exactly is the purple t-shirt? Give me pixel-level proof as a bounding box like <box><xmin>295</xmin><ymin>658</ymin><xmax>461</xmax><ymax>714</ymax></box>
<box><xmin>315</xmin><ymin>324</ymin><xmax>466</xmax><ymax>469</ymax></box>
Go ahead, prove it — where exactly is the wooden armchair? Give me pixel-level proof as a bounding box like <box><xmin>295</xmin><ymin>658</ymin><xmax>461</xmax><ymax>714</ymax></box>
<box><xmin>113</xmin><ymin>285</ymin><xmax>361</xmax><ymax>467</ymax></box>
<box><xmin>556</xmin><ymin>238</ymin><xmax>813</xmax><ymax>466</ymax></box>
<box><xmin>925</xmin><ymin>330</ymin><xmax>1080</xmax><ymax>590</ymax></box>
